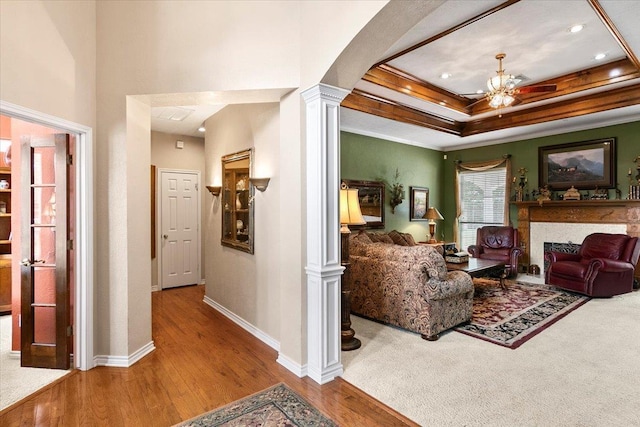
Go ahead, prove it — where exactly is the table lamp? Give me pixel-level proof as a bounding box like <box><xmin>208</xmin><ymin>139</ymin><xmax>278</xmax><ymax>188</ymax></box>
<box><xmin>423</xmin><ymin>207</ymin><xmax>444</xmax><ymax>244</ymax></box>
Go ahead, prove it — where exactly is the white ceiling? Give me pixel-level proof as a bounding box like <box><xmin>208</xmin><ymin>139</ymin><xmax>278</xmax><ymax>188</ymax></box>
<box><xmin>341</xmin><ymin>0</ymin><xmax>640</xmax><ymax>150</ymax></box>
<box><xmin>151</xmin><ymin>0</ymin><xmax>640</xmax><ymax>148</ymax></box>
<box><xmin>148</xmin><ymin>88</ymin><xmax>293</xmax><ymax>137</ymax></box>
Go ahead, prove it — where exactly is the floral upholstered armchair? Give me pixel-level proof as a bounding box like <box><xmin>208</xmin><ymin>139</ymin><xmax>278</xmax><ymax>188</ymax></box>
<box><xmin>348</xmin><ymin>231</ymin><xmax>474</xmax><ymax>341</ymax></box>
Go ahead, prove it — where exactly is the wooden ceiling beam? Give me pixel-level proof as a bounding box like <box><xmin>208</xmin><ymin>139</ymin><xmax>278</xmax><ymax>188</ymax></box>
<box><xmin>342</xmin><ymin>90</ymin><xmax>463</xmax><ymax>136</ymax></box>
<box><xmin>462</xmin><ymin>83</ymin><xmax>640</xmax><ymax>137</ymax></box>
<box><xmin>363</xmin><ymin>65</ymin><xmax>471</xmax><ymax>114</ymax></box>
<box><xmin>375</xmin><ymin>0</ymin><xmax>521</xmax><ymax>67</ymax></box>
<box><xmin>588</xmin><ymin>0</ymin><xmax>640</xmax><ymax>69</ymax></box>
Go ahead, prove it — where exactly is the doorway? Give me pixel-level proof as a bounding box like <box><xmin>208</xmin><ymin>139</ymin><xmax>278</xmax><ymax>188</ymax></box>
<box><xmin>0</xmin><ymin>102</ymin><xmax>94</xmax><ymax>377</ymax></box>
<box><xmin>0</xmin><ymin>112</ymin><xmax>87</xmax><ymax>408</ymax></box>
<box><xmin>158</xmin><ymin>169</ymin><xmax>201</xmax><ymax>289</ymax></box>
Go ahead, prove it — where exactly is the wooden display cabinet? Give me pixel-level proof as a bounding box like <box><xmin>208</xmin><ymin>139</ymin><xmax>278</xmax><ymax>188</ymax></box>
<box><xmin>221</xmin><ymin>149</ymin><xmax>254</xmax><ymax>254</ymax></box>
<box><xmin>0</xmin><ymin>166</ymin><xmax>11</xmax><ymax>314</ymax></box>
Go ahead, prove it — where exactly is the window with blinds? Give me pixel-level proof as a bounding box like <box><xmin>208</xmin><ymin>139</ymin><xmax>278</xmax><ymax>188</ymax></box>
<box><xmin>458</xmin><ymin>167</ymin><xmax>507</xmax><ymax>251</ymax></box>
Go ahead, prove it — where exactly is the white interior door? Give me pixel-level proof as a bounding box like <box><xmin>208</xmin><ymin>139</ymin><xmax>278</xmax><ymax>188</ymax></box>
<box><xmin>160</xmin><ymin>170</ymin><xmax>200</xmax><ymax>289</ymax></box>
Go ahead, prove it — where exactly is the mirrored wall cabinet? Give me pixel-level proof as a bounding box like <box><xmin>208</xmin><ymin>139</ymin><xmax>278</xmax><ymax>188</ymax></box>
<box><xmin>221</xmin><ymin>148</ymin><xmax>254</xmax><ymax>254</ymax></box>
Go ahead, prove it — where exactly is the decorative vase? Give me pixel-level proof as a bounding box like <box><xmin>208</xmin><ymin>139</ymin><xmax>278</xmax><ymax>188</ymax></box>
<box><xmin>0</xmin><ymin>179</ymin><xmax>8</xmax><ymax>190</ymax></box>
<box><xmin>236</xmin><ymin>193</ymin><xmax>242</xmax><ymax>209</ymax></box>
<box><xmin>236</xmin><ymin>220</ymin><xmax>243</xmax><ymax>233</ymax></box>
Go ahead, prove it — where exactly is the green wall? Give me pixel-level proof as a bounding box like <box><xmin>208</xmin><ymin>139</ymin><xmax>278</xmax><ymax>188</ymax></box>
<box><xmin>341</xmin><ymin>132</ymin><xmax>444</xmax><ymax>242</ymax></box>
<box><xmin>444</xmin><ymin>120</ymin><xmax>640</xmax><ymax>238</ymax></box>
<box><xmin>342</xmin><ymin>120</ymin><xmax>639</xmax><ymax>242</ymax></box>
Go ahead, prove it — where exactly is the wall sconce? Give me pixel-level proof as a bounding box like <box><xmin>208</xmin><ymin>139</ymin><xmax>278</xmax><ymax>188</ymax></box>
<box><xmin>206</xmin><ymin>185</ymin><xmax>221</xmax><ymax>196</ymax></box>
<box><xmin>249</xmin><ymin>177</ymin><xmax>270</xmax><ymax>192</ymax></box>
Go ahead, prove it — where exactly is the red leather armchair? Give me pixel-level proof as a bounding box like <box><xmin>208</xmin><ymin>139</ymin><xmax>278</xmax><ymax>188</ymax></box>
<box><xmin>467</xmin><ymin>226</ymin><xmax>522</xmax><ymax>278</ymax></box>
<box><xmin>545</xmin><ymin>233</ymin><xmax>640</xmax><ymax>297</ymax></box>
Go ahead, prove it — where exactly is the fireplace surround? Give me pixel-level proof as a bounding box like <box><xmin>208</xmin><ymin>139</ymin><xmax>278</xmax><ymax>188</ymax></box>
<box><xmin>514</xmin><ymin>200</ymin><xmax>640</xmax><ymax>281</ymax></box>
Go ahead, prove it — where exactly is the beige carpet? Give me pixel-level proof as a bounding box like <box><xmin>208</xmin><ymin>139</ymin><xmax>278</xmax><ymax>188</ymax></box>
<box><xmin>0</xmin><ymin>315</ymin><xmax>70</xmax><ymax>411</ymax></box>
<box><xmin>341</xmin><ymin>277</ymin><xmax>640</xmax><ymax>427</ymax></box>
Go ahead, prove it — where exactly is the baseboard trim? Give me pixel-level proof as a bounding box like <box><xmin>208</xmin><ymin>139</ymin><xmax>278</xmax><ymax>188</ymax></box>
<box><xmin>277</xmin><ymin>353</ymin><xmax>307</xmax><ymax>378</ymax></box>
<box><xmin>308</xmin><ymin>363</ymin><xmax>344</xmax><ymax>385</ymax></box>
<box><xmin>94</xmin><ymin>341</ymin><xmax>156</xmax><ymax>367</ymax></box>
<box><xmin>202</xmin><ymin>295</ymin><xmax>280</xmax><ymax>352</ymax></box>
<box><xmin>151</xmin><ymin>285</ymin><xmax>160</xmax><ymax>292</ymax></box>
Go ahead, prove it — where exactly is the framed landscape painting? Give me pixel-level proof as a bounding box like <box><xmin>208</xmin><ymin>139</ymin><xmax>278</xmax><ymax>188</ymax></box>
<box><xmin>538</xmin><ymin>138</ymin><xmax>616</xmax><ymax>191</ymax></box>
<box><xmin>409</xmin><ymin>186</ymin><xmax>429</xmax><ymax>221</ymax></box>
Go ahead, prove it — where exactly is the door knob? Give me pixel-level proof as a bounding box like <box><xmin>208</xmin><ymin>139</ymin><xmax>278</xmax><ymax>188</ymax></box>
<box><xmin>163</xmin><ymin>234</ymin><xmax>168</xmax><ymax>239</ymax></box>
<box><xmin>21</xmin><ymin>258</ymin><xmax>44</xmax><ymax>267</ymax></box>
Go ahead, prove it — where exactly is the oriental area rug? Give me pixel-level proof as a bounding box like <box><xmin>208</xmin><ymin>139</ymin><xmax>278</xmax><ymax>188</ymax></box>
<box><xmin>175</xmin><ymin>383</ymin><xmax>337</xmax><ymax>427</ymax></box>
<box><xmin>455</xmin><ymin>280</ymin><xmax>590</xmax><ymax>349</ymax></box>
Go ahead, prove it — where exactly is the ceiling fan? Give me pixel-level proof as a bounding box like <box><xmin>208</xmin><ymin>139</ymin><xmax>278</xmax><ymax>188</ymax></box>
<box><xmin>470</xmin><ymin>53</ymin><xmax>557</xmax><ymax>109</ymax></box>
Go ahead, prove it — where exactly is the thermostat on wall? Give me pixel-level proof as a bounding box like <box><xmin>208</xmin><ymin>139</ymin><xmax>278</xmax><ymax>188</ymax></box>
<box><xmin>176</xmin><ymin>140</ymin><xmax>184</xmax><ymax>149</ymax></box>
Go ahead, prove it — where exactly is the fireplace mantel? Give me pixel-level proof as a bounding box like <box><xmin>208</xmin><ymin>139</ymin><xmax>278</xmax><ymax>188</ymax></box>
<box><xmin>513</xmin><ymin>199</ymin><xmax>640</xmax><ymax>279</ymax></box>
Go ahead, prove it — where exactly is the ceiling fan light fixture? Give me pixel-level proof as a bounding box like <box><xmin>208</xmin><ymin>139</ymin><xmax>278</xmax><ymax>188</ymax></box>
<box><xmin>489</xmin><ymin>94</ymin><xmax>503</xmax><ymax>108</ymax></box>
<box><xmin>487</xmin><ymin>74</ymin><xmax>516</xmax><ymax>92</ymax></box>
<box><xmin>485</xmin><ymin>53</ymin><xmax>517</xmax><ymax>110</ymax></box>
<box><xmin>502</xmin><ymin>94</ymin><xmax>515</xmax><ymax>107</ymax></box>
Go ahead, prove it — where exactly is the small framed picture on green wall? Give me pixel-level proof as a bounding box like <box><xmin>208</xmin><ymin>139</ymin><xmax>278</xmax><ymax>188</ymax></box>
<box><xmin>409</xmin><ymin>187</ymin><xmax>429</xmax><ymax>221</ymax></box>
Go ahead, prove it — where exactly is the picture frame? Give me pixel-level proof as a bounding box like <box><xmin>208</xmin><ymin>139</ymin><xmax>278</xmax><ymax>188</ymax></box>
<box><xmin>342</xmin><ymin>179</ymin><xmax>385</xmax><ymax>229</ymax></box>
<box><xmin>538</xmin><ymin>138</ymin><xmax>616</xmax><ymax>191</ymax></box>
<box><xmin>409</xmin><ymin>186</ymin><xmax>429</xmax><ymax>221</ymax></box>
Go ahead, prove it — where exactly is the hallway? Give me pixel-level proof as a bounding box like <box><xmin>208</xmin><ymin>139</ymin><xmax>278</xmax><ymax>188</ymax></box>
<box><xmin>0</xmin><ymin>285</ymin><xmax>416</xmax><ymax>426</ymax></box>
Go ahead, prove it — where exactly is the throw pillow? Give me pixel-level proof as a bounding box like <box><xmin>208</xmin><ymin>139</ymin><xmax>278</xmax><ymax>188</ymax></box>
<box><xmin>378</xmin><ymin>234</ymin><xmax>394</xmax><ymax>244</ymax></box>
<box><xmin>351</xmin><ymin>230</ymin><xmax>372</xmax><ymax>244</ymax></box>
<box><xmin>367</xmin><ymin>232</ymin><xmax>382</xmax><ymax>242</ymax></box>
<box><xmin>402</xmin><ymin>233</ymin><xmax>417</xmax><ymax>246</ymax></box>
<box><xmin>388</xmin><ymin>230</ymin><xmax>409</xmax><ymax>246</ymax></box>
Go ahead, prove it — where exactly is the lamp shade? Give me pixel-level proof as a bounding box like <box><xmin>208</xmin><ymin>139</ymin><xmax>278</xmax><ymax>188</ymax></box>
<box><xmin>340</xmin><ymin>188</ymin><xmax>366</xmax><ymax>226</ymax></box>
<box><xmin>423</xmin><ymin>206</ymin><xmax>444</xmax><ymax>221</ymax></box>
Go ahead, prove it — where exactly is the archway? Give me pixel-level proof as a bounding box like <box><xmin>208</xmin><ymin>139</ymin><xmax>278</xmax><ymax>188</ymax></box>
<box><xmin>303</xmin><ymin>1</ymin><xmax>445</xmax><ymax>384</ymax></box>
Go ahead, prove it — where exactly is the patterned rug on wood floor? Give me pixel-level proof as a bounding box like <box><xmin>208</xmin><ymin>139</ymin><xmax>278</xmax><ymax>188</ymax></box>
<box><xmin>455</xmin><ymin>279</ymin><xmax>590</xmax><ymax>349</ymax></box>
<box><xmin>175</xmin><ymin>383</ymin><xmax>336</xmax><ymax>427</ymax></box>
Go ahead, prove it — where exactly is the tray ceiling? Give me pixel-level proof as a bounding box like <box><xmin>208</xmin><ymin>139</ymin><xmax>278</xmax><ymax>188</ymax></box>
<box><xmin>341</xmin><ymin>0</ymin><xmax>640</xmax><ymax>150</ymax></box>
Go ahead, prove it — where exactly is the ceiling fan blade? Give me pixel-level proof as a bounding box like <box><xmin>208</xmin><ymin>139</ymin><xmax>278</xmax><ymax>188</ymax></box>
<box><xmin>467</xmin><ymin>97</ymin><xmax>487</xmax><ymax>108</ymax></box>
<box><xmin>510</xmin><ymin>97</ymin><xmax>522</xmax><ymax>107</ymax></box>
<box><xmin>516</xmin><ymin>84</ymin><xmax>557</xmax><ymax>94</ymax></box>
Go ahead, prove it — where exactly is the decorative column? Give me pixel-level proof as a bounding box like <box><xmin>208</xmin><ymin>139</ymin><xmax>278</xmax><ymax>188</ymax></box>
<box><xmin>302</xmin><ymin>84</ymin><xmax>349</xmax><ymax>384</ymax></box>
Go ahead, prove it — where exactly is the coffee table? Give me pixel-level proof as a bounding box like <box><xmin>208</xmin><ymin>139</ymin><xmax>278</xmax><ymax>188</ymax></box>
<box><xmin>446</xmin><ymin>258</ymin><xmax>509</xmax><ymax>289</ymax></box>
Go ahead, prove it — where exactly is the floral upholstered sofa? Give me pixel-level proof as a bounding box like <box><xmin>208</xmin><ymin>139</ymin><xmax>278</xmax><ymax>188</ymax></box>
<box><xmin>348</xmin><ymin>230</ymin><xmax>474</xmax><ymax>340</ymax></box>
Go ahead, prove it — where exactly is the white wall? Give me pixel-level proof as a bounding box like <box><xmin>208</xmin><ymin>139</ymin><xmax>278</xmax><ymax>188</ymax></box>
<box><xmin>205</xmin><ymin>103</ymin><xmax>281</xmax><ymax>340</ymax></box>
<box><xmin>2</xmin><ymin>0</ymin><xmax>418</xmax><ymax>369</ymax></box>
<box><xmin>151</xmin><ymin>131</ymin><xmax>206</xmax><ymax>289</ymax></box>
<box><xmin>94</xmin><ymin>0</ymin><xmax>387</xmax><ymax>365</ymax></box>
<box><xmin>0</xmin><ymin>0</ymin><xmax>97</xmax><ymax>129</ymax></box>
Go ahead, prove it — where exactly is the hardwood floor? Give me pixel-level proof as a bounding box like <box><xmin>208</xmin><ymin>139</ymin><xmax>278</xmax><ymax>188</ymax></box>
<box><xmin>0</xmin><ymin>285</ymin><xmax>418</xmax><ymax>426</ymax></box>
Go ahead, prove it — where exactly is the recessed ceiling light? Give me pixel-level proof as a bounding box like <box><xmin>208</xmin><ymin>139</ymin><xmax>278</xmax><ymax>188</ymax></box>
<box><xmin>440</xmin><ymin>73</ymin><xmax>451</xmax><ymax>79</ymax></box>
<box><xmin>610</xmin><ymin>69</ymin><xmax>621</xmax><ymax>78</ymax></box>
<box><xmin>594</xmin><ymin>53</ymin><xmax>606</xmax><ymax>60</ymax></box>
<box><xmin>439</xmin><ymin>101</ymin><xmax>446</xmax><ymax>106</ymax></box>
<box><xmin>569</xmin><ymin>24</ymin><xmax>584</xmax><ymax>33</ymax></box>
<box><xmin>198</xmin><ymin>125</ymin><xmax>206</xmax><ymax>132</ymax></box>
<box><xmin>476</xmin><ymin>90</ymin><xmax>484</xmax><ymax>94</ymax></box>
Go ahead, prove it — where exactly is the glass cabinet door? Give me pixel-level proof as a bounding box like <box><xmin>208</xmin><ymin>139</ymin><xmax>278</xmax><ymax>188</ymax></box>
<box><xmin>221</xmin><ymin>149</ymin><xmax>254</xmax><ymax>253</ymax></box>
